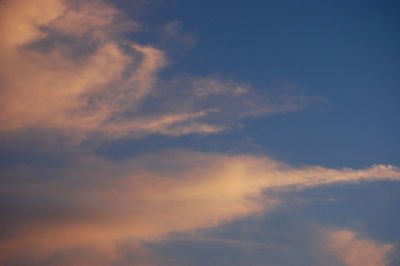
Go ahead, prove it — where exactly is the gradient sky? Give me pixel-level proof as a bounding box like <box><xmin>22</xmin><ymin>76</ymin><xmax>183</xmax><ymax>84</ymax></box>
<box><xmin>0</xmin><ymin>0</ymin><xmax>399</xmax><ymax>265</ymax></box>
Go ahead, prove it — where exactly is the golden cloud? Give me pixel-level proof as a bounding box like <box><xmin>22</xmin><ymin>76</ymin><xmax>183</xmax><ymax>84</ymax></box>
<box><xmin>0</xmin><ymin>0</ymin><xmax>311</xmax><ymax>141</ymax></box>
<box><xmin>1</xmin><ymin>151</ymin><xmax>399</xmax><ymax>264</ymax></box>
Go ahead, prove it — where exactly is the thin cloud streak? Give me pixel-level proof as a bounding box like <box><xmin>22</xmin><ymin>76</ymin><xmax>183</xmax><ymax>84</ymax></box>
<box><xmin>1</xmin><ymin>151</ymin><xmax>399</xmax><ymax>264</ymax></box>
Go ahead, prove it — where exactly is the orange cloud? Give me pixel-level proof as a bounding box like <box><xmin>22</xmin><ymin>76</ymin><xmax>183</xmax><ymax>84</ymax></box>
<box><xmin>0</xmin><ymin>0</ymin><xmax>166</xmax><ymax>138</ymax></box>
<box><xmin>327</xmin><ymin>229</ymin><xmax>394</xmax><ymax>266</ymax></box>
<box><xmin>0</xmin><ymin>0</ymin><xmax>65</xmax><ymax>50</ymax></box>
<box><xmin>1</xmin><ymin>151</ymin><xmax>399</xmax><ymax>264</ymax></box>
<box><xmin>0</xmin><ymin>0</ymin><xmax>310</xmax><ymax>141</ymax></box>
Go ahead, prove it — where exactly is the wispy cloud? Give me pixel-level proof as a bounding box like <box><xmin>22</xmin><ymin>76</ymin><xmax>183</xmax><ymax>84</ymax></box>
<box><xmin>0</xmin><ymin>1</ymin><xmax>397</xmax><ymax>266</ymax></box>
<box><xmin>159</xmin><ymin>20</ymin><xmax>197</xmax><ymax>49</ymax></box>
<box><xmin>1</xmin><ymin>151</ymin><xmax>399</xmax><ymax>264</ymax></box>
<box><xmin>0</xmin><ymin>0</ymin><xmax>311</xmax><ymax>141</ymax></box>
<box><xmin>326</xmin><ymin>229</ymin><xmax>394</xmax><ymax>266</ymax></box>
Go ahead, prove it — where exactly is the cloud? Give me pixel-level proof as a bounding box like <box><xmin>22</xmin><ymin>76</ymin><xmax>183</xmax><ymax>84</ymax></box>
<box><xmin>326</xmin><ymin>229</ymin><xmax>394</xmax><ymax>266</ymax></box>
<box><xmin>0</xmin><ymin>0</ymin><xmax>310</xmax><ymax>141</ymax></box>
<box><xmin>1</xmin><ymin>151</ymin><xmax>399</xmax><ymax>264</ymax></box>
<box><xmin>0</xmin><ymin>1</ymin><xmax>397</xmax><ymax>266</ymax></box>
<box><xmin>159</xmin><ymin>20</ymin><xmax>197</xmax><ymax>49</ymax></box>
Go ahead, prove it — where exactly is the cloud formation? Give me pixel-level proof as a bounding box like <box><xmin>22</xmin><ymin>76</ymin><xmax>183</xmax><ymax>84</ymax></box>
<box><xmin>0</xmin><ymin>1</ymin><xmax>398</xmax><ymax>266</ymax></box>
<box><xmin>1</xmin><ymin>151</ymin><xmax>399</xmax><ymax>264</ymax></box>
<box><xmin>327</xmin><ymin>229</ymin><xmax>394</xmax><ymax>266</ymax></box>
<box><xmin>0</xmin><ymin>0</ymin><xmax>309</xmax><ymax>141</ymax></box>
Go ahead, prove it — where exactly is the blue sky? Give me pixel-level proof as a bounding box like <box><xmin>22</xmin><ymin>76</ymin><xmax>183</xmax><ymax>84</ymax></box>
<box><xmin>0</xmin><ymin>0</ymin><xmax>399</xmax><ymax>265</ymax></box>
<box><xmin>110</xmin><ymin>0</ymin><xmax>400</xmax><ymax>167</ymax></box>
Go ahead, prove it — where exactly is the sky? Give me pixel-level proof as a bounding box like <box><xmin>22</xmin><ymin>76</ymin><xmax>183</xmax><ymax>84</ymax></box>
<box><xmin>0</xmin><ymin>0</ymin><xmax>399</xmax><ymax>265</ymax></box>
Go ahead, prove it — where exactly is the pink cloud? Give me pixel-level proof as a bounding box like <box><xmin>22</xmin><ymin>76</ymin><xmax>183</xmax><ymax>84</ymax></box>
<box><xmin>0</xmin><ymin>0</ymin><xmax>312</xmax><ymax>141</ymax></box>
<box><xmin>327</xmin><ymin>229</ymin><xmax>394</xmax><ymax>266</ymax></box>
<box><xmin>1</xmin><ymin>151</ymin><xmax>399</xmax><ymax>264</ymax></box>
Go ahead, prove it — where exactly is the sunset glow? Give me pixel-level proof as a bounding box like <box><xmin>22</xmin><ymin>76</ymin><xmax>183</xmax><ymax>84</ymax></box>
<box><xmin>1</xmin><ymin>0</ymin><xmax>399</xmax><ymax>265</ymax></box>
